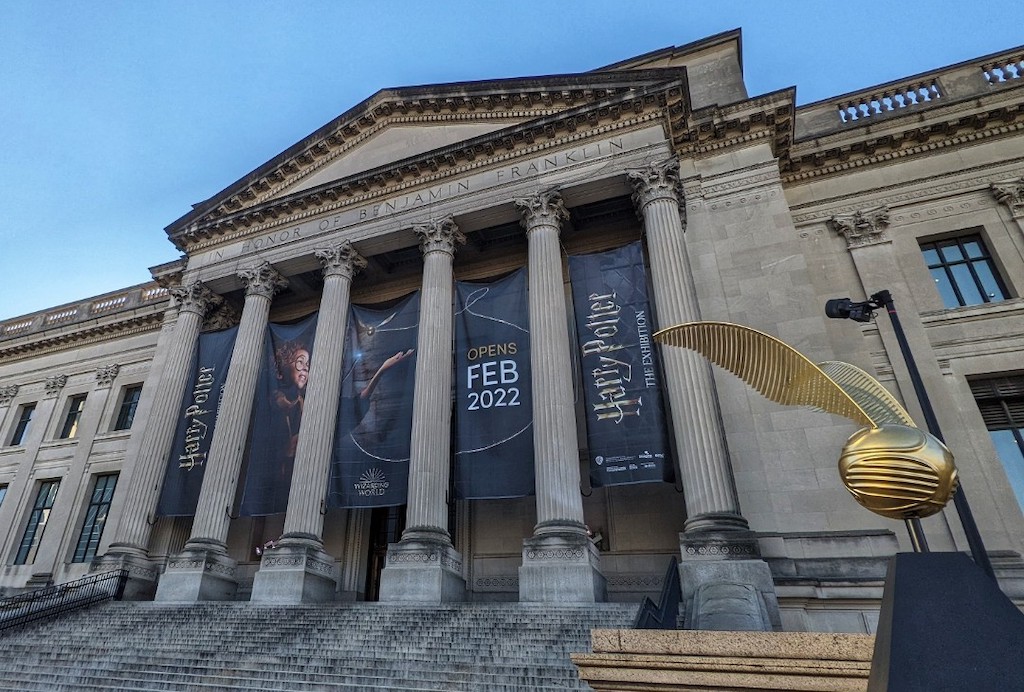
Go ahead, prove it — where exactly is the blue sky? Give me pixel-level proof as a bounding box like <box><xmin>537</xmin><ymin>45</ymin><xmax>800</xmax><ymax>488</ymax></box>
<box><xmin>1</xmin><ymin>1</ymin><xmax>1020</xmax><ymax>320</ymax></box>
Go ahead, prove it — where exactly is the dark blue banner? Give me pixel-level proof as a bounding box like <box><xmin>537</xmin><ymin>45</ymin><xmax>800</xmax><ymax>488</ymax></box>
<box><xmin>568</xmin><ymin>242</ymin><xmax>673</xmax><ymax>487</ymax></box>
<box><xmin>157</xmin><ymin>326</ymin><xmax>238</xmax><ymax>516</ymax></box>
<box><xmin>328</xmin><ymin>293</ymin><xmax>419</xmax><ymax>508</ymax></box>
<box><xmin>239</xmin><ymin>313</ymin><xmax>318</xmax><ymax>516</ymax></box>
<box><xmin>454</xmin><ymin>269</ymin><xmax>534</xmax><ymax>499</ymax></box>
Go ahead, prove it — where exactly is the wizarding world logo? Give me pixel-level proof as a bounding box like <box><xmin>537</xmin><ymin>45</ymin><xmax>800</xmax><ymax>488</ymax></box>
<box><xmin>354</xmin><ymin>468</ymin><xmax>390</xmax><ymax>497</ymax></box>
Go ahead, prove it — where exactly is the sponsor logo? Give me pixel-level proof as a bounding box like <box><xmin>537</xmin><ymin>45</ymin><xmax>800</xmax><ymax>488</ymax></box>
<box><xmin>354</xmin><ymin>468</ymin><xmax>390</xmax><ymax>496</ymax></box>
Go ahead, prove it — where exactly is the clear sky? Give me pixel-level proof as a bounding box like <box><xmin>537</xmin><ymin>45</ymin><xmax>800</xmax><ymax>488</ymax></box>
<box><xmin>1</xmin><ymin>1</ymin><xmax>1020</xmax><ymax>320</ymax></box>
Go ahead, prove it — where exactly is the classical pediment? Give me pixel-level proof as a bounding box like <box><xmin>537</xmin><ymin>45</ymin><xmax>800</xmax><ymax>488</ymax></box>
<box><xmin>166</xmin><ymin>70</ymin><xmax>690</xmax><ymax>250</ymax></box>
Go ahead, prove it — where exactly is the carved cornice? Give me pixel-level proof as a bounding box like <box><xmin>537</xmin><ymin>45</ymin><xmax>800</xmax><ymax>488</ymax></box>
<box><xmin>674</xmin><ymin>90</ymin><xmax>795</xmax><ymax>160</ymax></box>
<box><xmin>627</xmin><ymin>158</ymin><xmax>682</xmax><ymax>214</ymax></box>
<box><xmin>828</xmin><ymin>206</ymin><xmax>891</xmax><ymax>249</ymax></box>
<box><xmin>45</xmin><ymin>374</ymin><xmax>68</xmax><ymax>398</ymax></box>
<box><xmin>169</xmin><ymin>281</ymin><xmax>221</xmax><ymax>317</ymax></box>
<box><xmin>992</xmin><ymin>177</ymin><xmax>1024</xmax><ymax>217</ymax></box>
<box><xmin>515</xmin><ymin>190</ymin><xmax>569</xmax><ymax>232</ymax></box>
<box><xmin>238</xmin><ymin>262</ymin><xmax>288</xmax><ymax>300</ymax></box>
<box><xmin>95</xmin><ymin>364</ymin><xmax>120</xmax><ymax>388</ymax></box>
<box><xmin>316</xmin><ymin>241</ymin><xmax>368</xmax><ymax>280</ymax></box>
<box><xmin>0</xmin><ymin>384</ymin><xmax>18</xmax><ymax>406</ymax></box>
<box><xmin>414</xmin><ymin>217</ymin><xmax>466</xmax><ymax>257</ymax></box>
<box><xmin>202</xmin><ymin>302</ymin><xmax>240</xmax><ymax>332</ymax></box>
<box><xmin>0</xmin><ymin>312</ymin><xmax>165</xmax><ymax>364</ymax></box>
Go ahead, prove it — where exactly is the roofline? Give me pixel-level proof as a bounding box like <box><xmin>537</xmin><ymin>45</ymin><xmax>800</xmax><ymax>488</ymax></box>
<box><xmin>591</xmin><ymin>28</ymin><xmax>743</xmax><ymax>76</ymax></box>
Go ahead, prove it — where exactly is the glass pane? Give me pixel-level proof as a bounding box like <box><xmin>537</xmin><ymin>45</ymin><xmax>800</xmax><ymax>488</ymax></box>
<box><xmin>963</xmin><ymin>239</ymin><xmax>984</xmax><ymax>258</ymax></box>
<box><xmin>931</xmin><ymin>268</ymin><xmax>960</xmax><ymax>308</ymax></box>
<box><xmin>950</xmin><ymin>264</ymin><xmax>983</xmax><ymax>305</ymax></box>
<box><xmin>992</xmin><ymin>430</ymin><xmax>1024</xmax><ymax>512</ymax></box>
<box><xmin>921</xmin><ymin>248</ymin><xmax>941</xmax><ymax>266</ymax></box>
<box><xmin>972</xmin><ymin>261</ymin><xmax>1007</xmax><ymax>301</ymax></box>
<box><xmin>938</xmin><ymin>242</ymin><xmax>964</xmax><ymax>262</ymax></box>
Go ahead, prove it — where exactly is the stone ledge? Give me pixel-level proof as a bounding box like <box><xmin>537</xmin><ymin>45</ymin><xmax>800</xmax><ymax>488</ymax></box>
<box><xmin>573</xmin><ymin>629</ymin><xmax>873</xmax><ymax>691</ymax></box>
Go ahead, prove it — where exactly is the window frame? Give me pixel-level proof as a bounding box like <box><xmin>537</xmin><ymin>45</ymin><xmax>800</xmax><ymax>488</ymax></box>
<box><xmin>58</xmin><ymin>394</ymin><xmax>88</xmax><ymax>440</ymax></box>
<box><xmin>113</xmin><ymin>384</ymin><xmax>143</xmax><ymax>431</ymax></box>
<box><xmin>971</xmin><ymin>376</ymin><xmax>1024</xmax><ymax>511</ymax></box>
<box><xmin>920</xmin><ymin>233</ymin><xmax>1009</xmax><ymax>308</ymax></box>
<box><xmin>72</xmin><ymin>473</ymin><xmax>118</xmax><ymax>563</ymax></box>
<box><xmin>15</xmin><ymin>479</ymin><xmax>60</xmax><ymax>565</ymax></box>
<box><xmin>8</xmin><ymin>402</ymin><xmax>36</xmax><ymax>446</ymax></box>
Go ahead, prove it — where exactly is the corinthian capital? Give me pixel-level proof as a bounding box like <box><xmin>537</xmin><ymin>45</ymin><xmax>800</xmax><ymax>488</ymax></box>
<box><xmin>515</xmin><ymin>190</ymin><xmax>569</xmax><ymax>232</ymax></box>
<box><xmin>827</xmin><ymin>206</ymin><xmax>891</xmax><ymax>249</ymax></box>
<box><xmin>991</xmin><ymin>177</ymin><xmax>1024</xmax><ymax>217</ymax></box>
<box><xmin>169</xmin><ymin>281</ymin><xmax>222</xmax><ymax>317</ymax></box>
<box><xmin>316</xmin><ymin>241</ymin><xmax>368</xmax><ymax>279</ymax></box>
<box><xmin>414</xmin><ymin>216</ymin><xmax>466</xmax><ymax>257</ymax></box>
<box><xmin>0</xmin><ymin>384</ymin><xmax>19</xmax><ymax>406</ymax></box>
<box><xmin>95</xmin><ymin>364</ymin><xmax>120</xmax><ymax>388</ymax></box>
<box><xmin>238</xmin><ymin>262</ymin><xmax>288</xmax><ymax>299</ymax></box>
<box><xmin>45</xmin><ymin>374</ymin><xmax>68</xmax><ymax>398</ymax></box>
<box><xmin>627</xmin><ymin>158</ymin><xmax>682</xmax><ymax>213</ymax></box>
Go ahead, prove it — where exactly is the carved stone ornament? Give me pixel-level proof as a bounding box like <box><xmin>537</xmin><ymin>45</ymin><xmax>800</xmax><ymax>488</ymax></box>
<box><xmin>0</xmin><ymin>384</ymin><xmax>18</xmax><ymax>406</ymax></box>
<box><xmin>991</xmin><ymin>177</ymin><xmax>1024</xmax><ymax>217</ymax></box>
<box><xmin>627</xmin><ymin>158</ymin><xmax>683</xmax><ymax>214</ymax></box>
<box><xmin>237</xmin><ymin>262</ymin><xmax>288</xmax><ymax>299</ymax></box>
<box><xmin>202</xmin><ymin>301</ymin><xmax>241</xmax><ymax>332</ymax></box>
<box><xmin>827</xmin><ymin>206</ymin><xmax>891</xmax><ymax>249</ymax></box>
<box><xmin>45</xmin><ymin>374</ymin><xmax>68</xmax><ymax>398</ymax></box>
<box><xmin>316</xmin><ymin>241</ymin><xmax>368</xmax><ymax>279</ymax></box>
<box><xmin>514</xmin><ymin>190</ymin><xmax>569</xmax><ymax>231</ymax></box>
<box><xmin>95</xmin><ymin>364</ymin><xmax>120</xmax><ymax>387</ymax></box>
<box><xmin>413</xmin><ymin>216</ymin><xmax>466</xmax><ymax>256</ymax></box>
<box><xmin>168</xmin><ymin>281</ymin><xmax>222</xmax><ymax>317</ymax></box>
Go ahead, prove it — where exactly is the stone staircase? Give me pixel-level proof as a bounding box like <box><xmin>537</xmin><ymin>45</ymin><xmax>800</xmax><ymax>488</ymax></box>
<box><xmin>0</xmin><ymin>601</ymin><xmax>637</xmax><ymax>691</ymax></box>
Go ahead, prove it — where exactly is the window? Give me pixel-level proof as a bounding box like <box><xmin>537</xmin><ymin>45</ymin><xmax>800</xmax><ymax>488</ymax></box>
<box><xmin>72</xmin><ymin>473</ymin><xmax>118</xmax><ymax>563</ymax></box>
<box><xmin>9</xmin><ymin>403</ymin><xmax>35</xmax><ymax>446</ymax></box>
<box><xmin>921</xmin><ymin>235</ymin><xmax>1008</xmax><ymax>308</ymax></box>
<box><xmin>971</xmin><ymin>376</ymin><xmax>1024</xmax><ymax>511</ymax></box>
<box><xmin>58</xmin><ymin>395</ymin><xmax>87</xmax><ymax>439</ymax></box>
<box><xmin>114</xmin><ymin>385</ymin><xmax>142</xmax><ymax>431</ymax></box>
<box><xmin>0</xmin><ymin>484</ymin><xmax>7</xmax><ymax>509</ymax></box>
<box><xmin>15</xmin><ymin>480</ymin><xmax>60</xmax><ymax>565</ymax></box>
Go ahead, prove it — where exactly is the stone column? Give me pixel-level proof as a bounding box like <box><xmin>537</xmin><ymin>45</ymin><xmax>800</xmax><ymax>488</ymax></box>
<box><xmin>379</xmin><ymin>216</ymin><xmax>467</xmax><ymax>603</ymax></box>
<box><xmin>251</xmin><ymin>242</ymin><xmax>366</xmax><ymax>603</ymax></box>
<box><xmin>95</xmin><ymin>282</ymin><xmax>219</xmax><ymax>598</ymax></box>
<box><xmin>515</xmin><ymin>190</ymin><xmax>604</xmax><ymax>603</ymax></box>
<box><xmin>156</xmin><ymin>262</ymin><xmax>286</xmax><ymax>602</ymax></box>
<box><xmin>629</xmin><ymin>159</ymin><xmax>779</xmax><ymax>632</ymax></box>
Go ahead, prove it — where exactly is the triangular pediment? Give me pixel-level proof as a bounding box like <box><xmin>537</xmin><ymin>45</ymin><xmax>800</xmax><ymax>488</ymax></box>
<box><xmin>168</xmin><ymin>70</ymin><xmax>691</xmax><ymax>249</ymax></box>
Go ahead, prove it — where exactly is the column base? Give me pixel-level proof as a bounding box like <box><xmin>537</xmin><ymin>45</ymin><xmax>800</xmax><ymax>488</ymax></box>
<box><xmin>91</xmin><ymin>545</ymin><xmax>160</xmax><ymax>601</ymax></box>
<box><xmin>683</xmin><ymin>511</ymin><xmax>751</xmax><ymax>534</ymax></box>
<box><xmin>154</xmin><ymin>540</ymin><xmax>238</xmax><ymax>602</ymax></box>
<box><xmin>519</xmin><ymin>531</ymin><xmax>606</xmax><ymax>603</ymax></box>
<box><xmin>250</xmin><ymin>540</ymin><xmax>337</xmax><ymax>604</ymax></box>
<box><xmin>678</xmin><ymin>531</ymin><xmax>780</xmax><ymax>631</ymax></box>
<box><xmin>378</xmin><ymin>536</ymin><xmax>466</xmax><ymax>603</ymax></box>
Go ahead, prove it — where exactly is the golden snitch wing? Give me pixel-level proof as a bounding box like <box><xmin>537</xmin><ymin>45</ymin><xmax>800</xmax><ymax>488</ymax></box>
<box><xmin>817</xmin><ymin>360</ymin><xmax>915</xmax><ymax>427</ymax></box>
<box><xmin>653</xmin><ymin>321</ymin><xmax>878</xmax><ymax>428</ymax></box>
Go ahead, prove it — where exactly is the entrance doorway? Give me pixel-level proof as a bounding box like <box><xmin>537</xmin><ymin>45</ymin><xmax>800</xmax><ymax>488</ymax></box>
<box><xmin>365</xmin><ymin>505</ymin><xmax>406</xmax><ymax>601</ymax></box>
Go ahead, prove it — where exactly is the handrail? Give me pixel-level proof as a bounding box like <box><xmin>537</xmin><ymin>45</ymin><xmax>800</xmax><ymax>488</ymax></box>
<box><xmin>0</xmin><ymin>569</ymin><xmax>128</xmax><ymax>634</ymax></box>
<box><xmin>632</xmin><ymin>556</ymin><xmax>680</xmax><ymax>629</ymax></box>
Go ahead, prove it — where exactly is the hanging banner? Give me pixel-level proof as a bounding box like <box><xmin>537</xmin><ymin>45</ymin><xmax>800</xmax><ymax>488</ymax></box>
<box><xmin>454</xmin><ymin>269</ymin><xmax>535</xmax><ymax>499</ymax></box>
<box><xmin>157</xmin><ymin>326</ymin><xmax>238</xmax><ymax>516</ymax></box>
<box><xmin>568</xmin><ymin>242</ymin><xmax>673</xmax><ymax>487</ymax></box>
<box><xmin>328</xmin><ymin>293</ymin><xmax>419</xmax><ymax>508</ymax></box>
<box><xmin>239</xmin><ymin>313</ymin><xmax>318</xmax><ymax>516</ymax></box>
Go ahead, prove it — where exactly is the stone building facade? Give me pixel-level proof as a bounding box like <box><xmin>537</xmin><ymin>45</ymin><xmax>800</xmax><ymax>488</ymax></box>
<box><xmin>1</xmin><ymin>30</ymin><xmax>1023</xmax><ymax>633</ymax></box>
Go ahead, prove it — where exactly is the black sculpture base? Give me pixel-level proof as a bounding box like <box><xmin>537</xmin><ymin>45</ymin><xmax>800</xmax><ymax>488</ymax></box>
<box><xmin>869</xmin><ymin>552</ymin><xmax>1024</xmax><ymax>691</ymax></box>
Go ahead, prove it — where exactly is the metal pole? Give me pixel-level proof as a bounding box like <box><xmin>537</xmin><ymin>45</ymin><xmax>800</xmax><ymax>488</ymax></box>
<box><xmin>871</xmin><ymin>290</ymin><xmax>996</xmax><ymax>580</ymax></box>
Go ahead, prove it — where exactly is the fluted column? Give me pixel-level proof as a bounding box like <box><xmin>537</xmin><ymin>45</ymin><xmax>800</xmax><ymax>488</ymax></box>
<box><xmin>94</xmin><ymin>281</ymin><xmax>219</xmax><ymax>598</ymax></box>
<box><xmin>516</xmin><ymin>190</ymin><xmax>604</xmax><ymax>603</ymax></box>
<box><xmin>628</xmin><ymin>159</ymin><xmax>747</xmax><ymax>534</ymax></box>
<box><xmin>378</xmin><ymin>217</ymin><xmax>467</xmax><ymax>603</ymax></box>
<box><xmin>251</xmin><ymin>243</ymin><xmax>365</xmax><ymax>603</ymax></box>
<box><xmin>156</xmin><ymin>262</ymin><xmax>286</xmax><ymax>602</ymax></box>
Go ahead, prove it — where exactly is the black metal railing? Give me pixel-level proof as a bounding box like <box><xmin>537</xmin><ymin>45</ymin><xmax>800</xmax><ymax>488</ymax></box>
<box><xmin>632</xmin><ymin>556</ymin><xmax>680</xmax><ymax>629</ymax></box>
<box><xmin>0</xmin><ymin>569</ymin><xmax>127</xmax><ymax>633</ymax></box>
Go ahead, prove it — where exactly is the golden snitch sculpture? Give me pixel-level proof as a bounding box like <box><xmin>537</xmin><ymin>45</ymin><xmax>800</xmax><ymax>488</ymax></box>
<box><xmin>653</xmin><ymin>321</ymin><xmax>958</xmax><ymax>520</ymax></box>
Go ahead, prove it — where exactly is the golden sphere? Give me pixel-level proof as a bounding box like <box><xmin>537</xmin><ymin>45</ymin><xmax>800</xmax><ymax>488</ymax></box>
<box><xmin>838</xmin><ymin>424</ymin><xmax>958</xmax><ymax>520</ymax></box>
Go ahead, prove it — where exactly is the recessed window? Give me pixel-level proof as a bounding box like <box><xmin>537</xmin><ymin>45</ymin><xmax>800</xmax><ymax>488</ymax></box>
<box><xmin>0</xmin><ymin>484</ymin><xmax>7</xmax><ymax>509</ymax></box>
<box><xmin>59</xmin><ymin>395</ymin><xmax>87</xmax><ymax>439</ymax></box>
<box><xmin>113</xmin><ymin>385</ymin><xmax>143</xmax><ymax>431</ymax></box>
<box><xmin>920</xmin><ymin>235</ymin><xmax>1008</xmax><ymax>308</ymax></box>
<box><xmin>971</xmin><ymin>376</ymin><xmax>1024</xmax><ymax>511</ymax></box>
<box><xmin>9</xmin><ymin>403</ymin><xmax>36</xmax><ymax>446</ymax></box>
<box><xmin>72</xmin><ymin>473</ymin><xmax>118</xmax><ymax>563</ymax></box>
<box><xmin>15</xmin><ymin>479</ymin><xmax>60</xmax><ymax>565</ymax></box>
